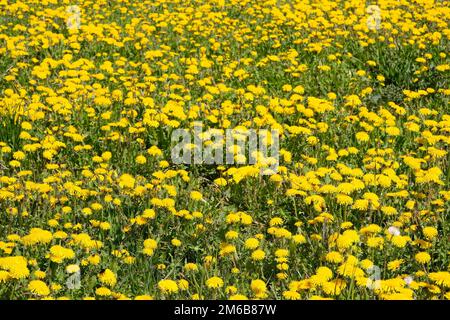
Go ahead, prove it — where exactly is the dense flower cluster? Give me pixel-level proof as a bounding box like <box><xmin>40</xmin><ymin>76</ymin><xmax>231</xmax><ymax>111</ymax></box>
<box><xmin>0</xmin><ymin>0</ymin><xmax>449</xmax><ymax>300</ymax></box>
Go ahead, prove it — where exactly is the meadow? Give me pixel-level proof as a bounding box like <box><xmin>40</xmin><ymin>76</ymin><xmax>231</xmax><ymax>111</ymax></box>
<box><xmin>0</xmin><ymin>0</ymin><xmax>449</xmax><ymax>300</ymax></box>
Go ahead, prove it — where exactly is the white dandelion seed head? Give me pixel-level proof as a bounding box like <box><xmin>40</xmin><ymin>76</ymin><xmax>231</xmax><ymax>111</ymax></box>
<box><xmin>404</xmin><ymin>276</ymin><xmax>414</xmax><ymax>286</ymax></box>
<box><xmin>388</xmin><ymin>226</ymin><xmax>401</xmax><ymax>236</ymax></box>
<box><xmin>66</xmin><ymin>5</ymin><xmax>81</xmax><ymax>30</ymax></box>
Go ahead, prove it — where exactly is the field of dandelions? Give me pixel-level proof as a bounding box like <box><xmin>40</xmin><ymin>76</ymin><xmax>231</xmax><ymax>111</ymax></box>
<box><xmin>0</xmin><ymin>0</ymin><xmax>449</xmax><ymax>300</ymax></box>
